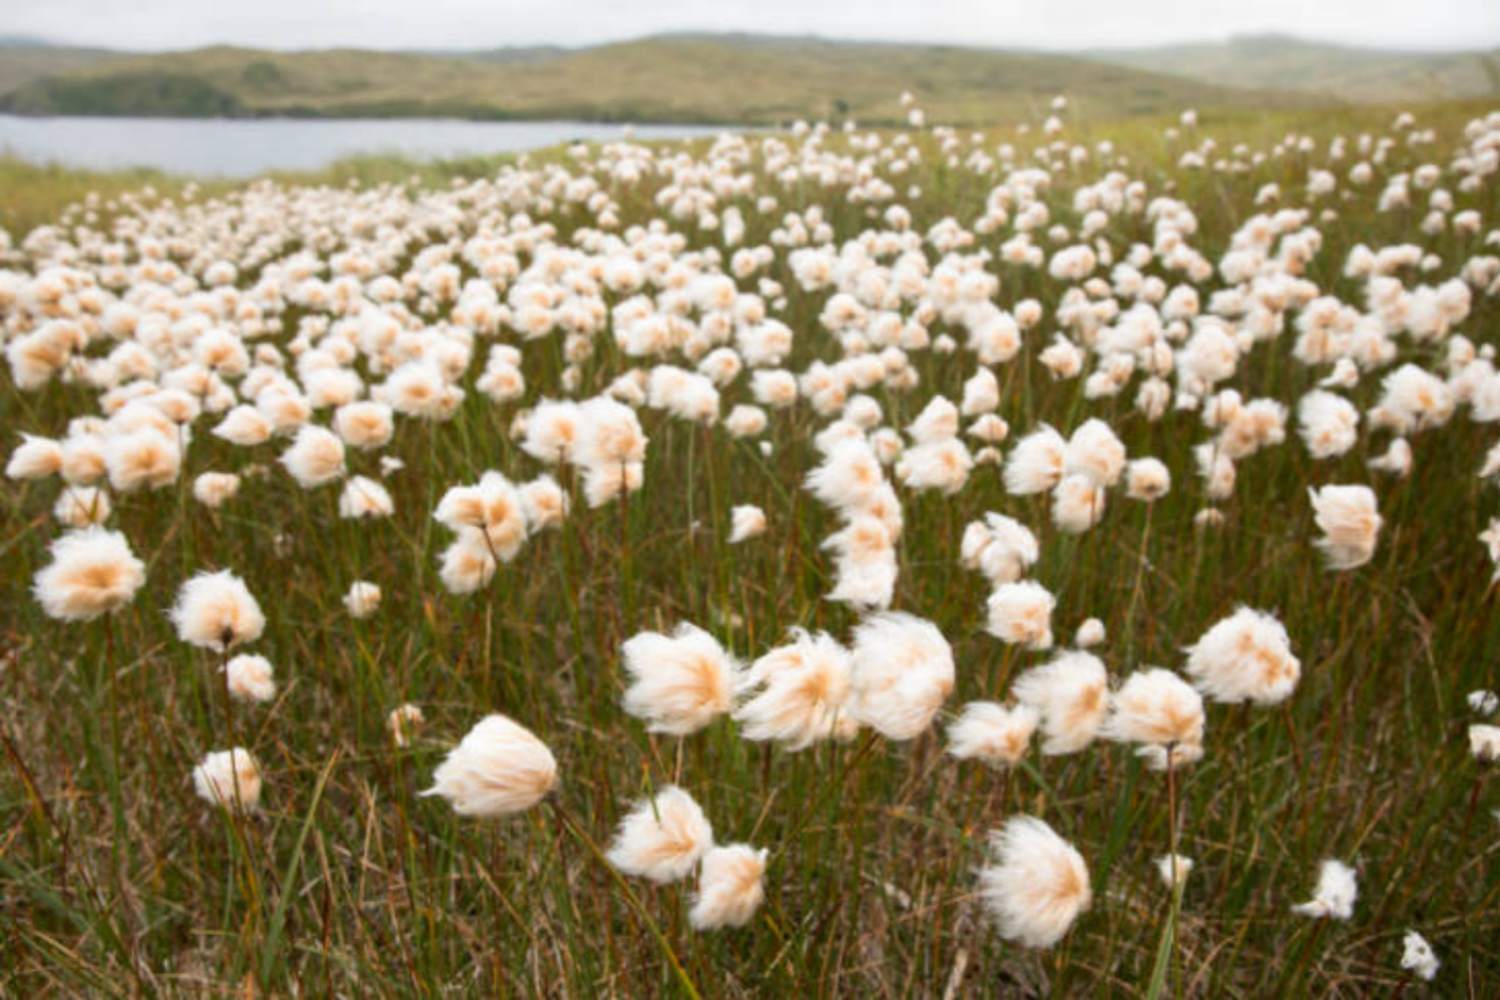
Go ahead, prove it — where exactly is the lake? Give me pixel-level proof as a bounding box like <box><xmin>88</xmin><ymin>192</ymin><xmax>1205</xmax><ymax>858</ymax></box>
<box><xmin>0</xmin><ymin>115</ymin><xmax>728</xmax><ymax>177</ymax></box>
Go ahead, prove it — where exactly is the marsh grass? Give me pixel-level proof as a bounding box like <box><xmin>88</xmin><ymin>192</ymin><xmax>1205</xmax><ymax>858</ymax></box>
<box><xmin>2</xmin><ymin>99</ymin><xmax>1499</xmax><ymax>996</ymax></box>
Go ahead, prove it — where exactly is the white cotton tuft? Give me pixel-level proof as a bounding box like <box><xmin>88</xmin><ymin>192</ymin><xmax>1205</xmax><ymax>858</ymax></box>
<box><xmin>1291</xmin><ymin>859</ymin><xmax>1357</xmax><ymax>920</ymax></box>
<box><xmin>192</xmin><ymin>748</ymin><xmax>263</xmax><ymax>813</ymax></box>
<box><xmin>847</xmin><ymin>613</ymin><xmax>954</xmax><ymax>741</ymax></box>
<box><xmin>690</xmin><ymin>844</ymin><xmax>768</xmax><ymax>930</ymax></box>
<box><xmin>606</xmin><ymin>785</ymin><xmax>714</xmax><ymax>884</ymax></box>
<box><xmin>421</xmin><ymin>714</ymin><xmax>558</xmax><ymax>817</ymax></box>
<box><xmin>986</xmin><ymin>580</ymin><xmax>1055</xmax><ymax>650</ymax></box>
<box><xmin>621</xmin><ymin>624</ymin><xmax>739</xmax><ymax>735</ymax></box>
<box><xmin>977</xmin><ymin>816</ymin><xmax>1092</xmax><ymax>949</ymax></box>
<box><xmin>1400</xmin><ymin>930</ymin><xmax>1439</xmax><ymax>981</ymax></box>
<box><xmin>1011</xmin><ymin>650</ymin><xmax>1109</xmax><ymax>755</ymax></box>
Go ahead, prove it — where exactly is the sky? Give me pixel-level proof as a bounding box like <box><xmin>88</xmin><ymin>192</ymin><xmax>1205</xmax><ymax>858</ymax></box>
<box><xmin>7</xmin><ymin>0</ymin><xmax>1500</xmax><ymax>53</ymax></box>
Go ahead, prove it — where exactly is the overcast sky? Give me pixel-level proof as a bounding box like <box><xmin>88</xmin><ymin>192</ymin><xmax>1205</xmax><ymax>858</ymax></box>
<box><xmin>8</xmin><ymin>0</ymin><xmax>1500</xmax><ymax>53</ymax></box>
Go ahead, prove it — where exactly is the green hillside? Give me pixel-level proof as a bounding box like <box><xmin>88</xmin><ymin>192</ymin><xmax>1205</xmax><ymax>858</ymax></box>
<box><xmin>0</xmin><ymin>40</ymin><xmax>118</xmax><ymax>95</ymax></box>
<box><xmin>0</xmin><ymin>35</ymin><xmax>1327</xmax><ymax>124</ymax></box>
<box><xmin>1088</xmin><ymin>34</ymin><xmax>1500</xmax><ymax>104</ymax></box>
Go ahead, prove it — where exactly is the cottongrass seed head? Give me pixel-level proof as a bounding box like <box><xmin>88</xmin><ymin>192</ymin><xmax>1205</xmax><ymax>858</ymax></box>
<box><xmin>734</xmin><ymin>628</ymin><xmax>854</xmax><ymax>750</ymax></box>
<box><xmin>848</xmin><ymin>612</ymin><xmax>955</xmax><ymax>740</ymax></box>
<box><xmin>193</xmin><ymin>747</ymin><xmax>263</xmax><ymax>813</ymax></box>
<box><xmin>729</xmin><ymin>504</ymin><xmax>767</xmax><ymax>543</ymax></box>
<box><xmin>388</xmin><ymin>703</ymin><xmax>425</xmax><ymax>748</ymax></box>
<box><xmin>1470</xmin><ymin>724</ymin><xmax>1500</xmax><ymax>761</ymax></box>
<box><xmin>1012</xmin><ymin>650</ymin><xmax>1110</xmax><ymax>755</ymax></box>
<box><xmin>978</xmin><ymin>815</ymin><xmax>1092</xmax><ymax>948</ymax></box>
<box><xmin>343</xmin><ymin>580</ymin><xmax>382</xmax><ymax>619</ymax></box>
<box><xmin>1124</xmin><ymin>457</ymin><xmax>1171</xmax><ymax>501</ymax></box>
<box><xmin>1102</xmin><ymin>668</ymin><xmax>1205</xmax><ymax>770</ymax></box>
<box><xmin>1074</xmin><ymin>617</ymin><xmax>1107</xmax><ymax>648</ymax></box>
<box><xmin>434</xmin><ymin>471</ymin><xmax>528</xmax><ymax>560</ymax></box>
<box><xmin>960</xmin><ymin>513</ymin><xmax>1038</xmax><ymax>585</ymax></box>
<box><xmin>1155</xmin><ymin>854</ymin><xmax>1194</xmax><ymax>889</ymax></box>
<box><xmin>986</xmin><ymin>579</ymin><xmax>1056</xmax><ymax>650</ymax></box>
<box><xmin>690</xmin><ymin>844</ymin><xmax>768</xmax><ymax>931</ymax></box>
<box><xmin>279</xmin><ymin>424</ymin><xmax>346</xmax><ymax>489</ymax></box>
<box><xmin>1291</xmin><ymin>859</ymin><xmax>1358</xmax><ymax>920</ymax></box>
<box><xmin>224</xmin><ymin>654</ymin><xmax>276</xmax><ymax>704</ymax></box>
<box><xmin>1004</xmin><ymin>424</ymin><xmax>1066</xmax><ymax>495</ymax></box>
<box><xmin>1184</xmin><ymin>607</ymin><xmax>1300</xmax><ymax>706</ymax></box>
<box><xmin>621</xmin><ymin>623</ymin><xmax>739</xmax><ymax>735</ymax></box>
<box><xmin>33</xmin><ymin>526</ymin><xmax>145</xmax><ymax>621</ymax></box>
<box><xmin>946</xmin><ymin>701</ymin><xmax>1040</xmax><ymax>768</ymax></box>
<box><xmin>53</xmin><ymin>486</ymin><xmax>112</xmax><ymax>529</ymax></box>
<box><xmin>1400</xmin><ymin>930</ymin><xmax>1439</xmax><ymax>981</ymax></box>
<box><xmin>421</xmin><ymin>714</ymin><xmax>558</xmax><ymax>817</ymax></box>
<box><xmin>1309</xmin><ymin>484</ymin><xmax>1382</xmax><ymax>570</ymax></box>
<box><xmin>607</xmin><ymin>785</ymin><xmax>714</xmax><ymax>884</ymax></box>
<box><xmin>169</xmin><ymin>569</ymin><xmax>265</xmax><ymax>651</ymax></box>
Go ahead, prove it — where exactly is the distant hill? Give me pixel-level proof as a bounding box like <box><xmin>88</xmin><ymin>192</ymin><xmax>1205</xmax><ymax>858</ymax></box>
<box><xmin>0</xmin><ymin>41</ymin><xmax>119</xmax><ymax>96</ymax></box>
<box><xmin>1086</xmin><ymin>34</ymin><xmax>1500</xmax><ymax>104</ymax></box>
<box><xmin>0</xmin><ymin>34</ymin><xmax>1325</xmax><ymax>124</ymax></box>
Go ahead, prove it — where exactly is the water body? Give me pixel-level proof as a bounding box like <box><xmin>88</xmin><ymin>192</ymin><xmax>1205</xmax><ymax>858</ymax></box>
<box><xmin>0</xmin><ymin>115</ymin><xmax>728</xmax><ymax>177</ymax></box>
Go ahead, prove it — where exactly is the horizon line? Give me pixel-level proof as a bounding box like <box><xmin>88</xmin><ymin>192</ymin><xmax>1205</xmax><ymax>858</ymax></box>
<box><xmin>4</xmin><ymin>27</ymin><xmax>1498</xmax><ymax>58</ymax></box>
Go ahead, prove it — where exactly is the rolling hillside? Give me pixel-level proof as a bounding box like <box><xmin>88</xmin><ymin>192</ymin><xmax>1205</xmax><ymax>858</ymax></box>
<box><xmin>0</xmin><ymin>37</ymin><xmax>119</xmax><ymax>96</ymax></box>
<box><xmin>0</xmin><ymin>35</ymin><xmax>1325</xmax><ymax>124</ymax></box>
<box><xmin>1088</xmin><ymin>34</ymin><xmax>1500</xmax><ymax>104</ymax></box>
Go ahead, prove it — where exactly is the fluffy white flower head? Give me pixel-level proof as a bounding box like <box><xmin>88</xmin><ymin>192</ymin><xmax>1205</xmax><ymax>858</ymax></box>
<box><xmin>421</xmin><ymin>714</ymin><xmax>558</xmax><ymax>817</ymax></box>
<box><xmin>978</xmin><ymin>816</ymin><xmax>1092</xmax><ymax>948</ymax></box>
<box><xmin>607</xmin><ymin>785</ymin><xmax>714</xmax><ymax>884</ymax></box>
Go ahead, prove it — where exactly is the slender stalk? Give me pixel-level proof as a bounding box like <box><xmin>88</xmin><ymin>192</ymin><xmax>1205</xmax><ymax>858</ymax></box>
<box><xmin>1124</xmin><ymin>502</ymin><xmax>1154</xmax><ymax>665</ymax></box>
<box><xmin>100</xmin><ymin>614</ymin><xmax>128</xmax><ymax>882</ymax></box>
<box><xmin>546</xmin><ymin>799</ymin><xmax>702</xmax><ymax>1000</ymax></box>
<box><xmin>1461</xmin><ymin>767</ymin><xmax>1488</xmax><ymax>843</ymax></box>
<box><xmin>619</xmin><ymin>459</ymin><xmax>632</xmax><ymax>643</ymax></box>
<box><xmin>218</xmin><ymin>641</ymin><xmax>239</xmax><ymax>755</ymax></box>
<box><xmin>1146</xmin><ymin>748</ymin><xmax>1184</xmax><ymax>1000</ymax></box>
<box><xmin>772</xmin><ymin>730</ymin><xmax>881</xmax><ymax>862</ymax></box>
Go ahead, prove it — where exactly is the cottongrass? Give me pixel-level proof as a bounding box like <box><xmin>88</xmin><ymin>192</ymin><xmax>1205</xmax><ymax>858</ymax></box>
<box><xmin>1309</xmin><ymin>484</ymin><xmax>1383</xmax><ymax>570</ymax></box>
<box><xmin>1102</xmin><ymin>668</ymin><xmax>1205</xmax><ymax>770</ymax></box>
<box><xmin>342</xmin><ymin>580</ymin><xmax>381</xmax><ymax>619</ymax></box>
<box><xmin>977</xmin><ymin>815</ymin><xmax>1092</xmax><ymax>948</ymax></box>
<box><xmin>1291</xmin><ymin>859</ymin><xmax>1358</xmax><ymax>920</ymax></box>
<box><xmin>690</xmin><ymin>844</ymin><xmax>768</xmax><ymax>931</ymax></box>
<box><xmin>1012</xmin><ymin>651</ymin><xmax>1110</xmax><ymax>755</ymax></box>
<box><xmin>1184</xmin><ymin>607</ymin><xmax>1301</xmax><ymax>706</ymax></box>
<box><xmin>1155</xmin><ymin>854</ymin><xmax>1194</xmax><ymax>889</ymax></box>
<box><xmin>847</xmin><ymin>612</ymin><xmax>954</xmax><ymax>741</ymax></box>
<box><xmin>728</xmin><ymin>504</ymin><xmax>767</xmax><ymax>543</ymax></box>
<box><xmin>621</xmin><ymin>624</ymin><xmax>739</xmax><ymax>735</ymax></box>
<box><xmin>8</xmin><ymin>93</ymin><xmax>1500</xmax><ymax>995</ymax></box>
<box><xmin>169</xmin><ymin>570</ymin><xmax>265</xmax><ymax>651</ymax></box>
<box><xmin>1400</xmin><ymin>930</ymin><xmax>1439</xmax><ymax>981</ymax></box>
<box><xmin>946</xmin><ymin>702</ymin><xmax>1039</xmax><ymax>767</ymax></box>
<box><xmin>223</xmin><ymin>654</ymin><xmax>276</xmax><ymax>704</ymax></box>
<box><xmin>192</xmin><ymin>748</ymin><xmax>263</xmax><ymax>813</ymax></box>
<box><xmin>32</xmin><ymin>527</ymin><xmax>145</xmax><ymax>621</ymax></box>
<box><xmin>606</xmin><ymin>785</ymin><xmax>714</xmax><ymax>884</ymax></box>
<box><xmin>734</xmin><ymin>629</ymin><xmax>854</xmax><ymax>750</ymax></box>
<box><xmin>422</xmin><ymin>714</ymin><xmax>558</xmax><ymax>817</ymax></box>
<box><xmin>986</xmin><ymin>580</ymin><xmax>1056</xmax><ymax>650</ymax></box>
<box><xmin>1470</xmin><ymin>724</ymin><xmax>1500</xmax><ymax>761</ymax></box>
<box><xmin>387</xmin><ymin>703</ymin><xmax>425</xmax><ymax>748</ymax></box>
